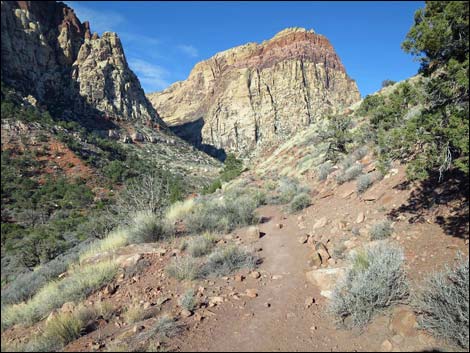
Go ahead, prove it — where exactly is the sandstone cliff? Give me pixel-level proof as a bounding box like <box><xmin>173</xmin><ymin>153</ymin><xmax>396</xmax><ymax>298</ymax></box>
<box><xmin>148</xmin><ymin>28</ymin><xmax>361</xmax><ymax>157</ymax></box>
<box><xmin>1</xmin><ymin>0</ymin><xmax>161</xmax><ymax>126</ymax></box>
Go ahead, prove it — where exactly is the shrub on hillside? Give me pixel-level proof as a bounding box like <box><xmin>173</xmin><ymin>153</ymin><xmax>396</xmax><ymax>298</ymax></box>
<box><xmin>165</xmin><ymin>257</ymin><xmax>201</xmax><ymax>281</ymax></box>
<box><xmin>336</xmin><ymin>165</ymin><xmax>363</xmax><ymax>184</ymax></box>
<box><xmin>414</xmin><ymin>256</ymin><xmax>469</xmax><ymax>349</ymax></box>
<box><xmin>289</xmin><ymin>192</ymin><xmax>311</xmax><ymax>213</ymax></box>
<box><xmin>330</xmin><ymin>241</ymin><xmax>409</xmax><ymax>328</ymax></box>
<box><xmin>356</xmin><ymin>174</ymin><xmax>373</xmax><ymax>193</ymax></box>
<box><xmin>369</xmin><ymin>220</ymin><xmax>393</xmax><ymax>240</ymax></box>
<box><xmin>179</xmin><ymin>288</ymin><xmax>197</xmax><ymax>311</ymax></box>
<box><xmin>187</xmin><ymin>236</ymin><xmax>214</xmax><ymax>258</ymax></box>
<box><xmin>317</xmin><ymin>161</ymin><xmax>334</xmax><ymax>181</ymax></box>
<box><xmin>199</xmin><ymin>246</ymin><xmax>258</xmax><ymax>278</ymax></box>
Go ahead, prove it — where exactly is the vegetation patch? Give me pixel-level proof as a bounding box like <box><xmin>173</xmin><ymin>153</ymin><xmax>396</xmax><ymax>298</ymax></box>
<box><xmin>1</xmin><ymin>260</ymin><xmax>118</xmax><ymax>329</ymax></box>
<box><xmin>369</xmin><ymin>220</ymin><xmax>393</xmax><ymax>240</ymax></box>
<box><xmin>414</xmin><ymin>256</ymin><xmax>469</xmax><ymax>349</ymax></box>
<box><xmin>330</xmin><ymin>241</ymin><xmax>409</xmax><ymax>328</ymax></box>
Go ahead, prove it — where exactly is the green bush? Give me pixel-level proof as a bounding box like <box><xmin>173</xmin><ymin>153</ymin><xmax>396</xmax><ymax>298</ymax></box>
<box><xmin>356</xmin><ymin>174</ymin><xmax>373</xmax><ymax>193</ymax></box>
<box><xmin>369</xmin><ymin>220</ymin><xmax>393</xmax><ymax>240</ymax></box>
<box><xmin>220</xmin><ymin>154</ymin><xmax>244</xmax><ymax>182</ymax></box>
<box><xmin>187</xmin><ymin>236</ymin><xmax>214</xmax><ymax>258</ymax></box>
<box><xmin>199</xmin><ymin>246</ymin><xmax>257</xmax><ymax>278</ymax></box>
<box><xmin>414</xmin><ymin>256</ymin><xmax>469</xmax><ymax>349</ymax></box>
<box><xmin>336</xmin><ymin>165</ymin><xmax>363</xmax><ymax>184</ymax></box>
<box><xmin>179</xmin><ymin>288</ymin><xmax>197</xmax><ymax>311</ymax></box>
<box><xmin>289</xmin><ymin>192</ymin><xmax>311</xmax><ymax>213</ymax></box>
<box><xmin>317</xmin><ymin>161</ymin><xmax>334</xmax><ymax>181</ymax></box>
<box><xmin>330</xmin><ymin>242</ymin><xmax>409</xmax><ymax>328</ymax></box>
<box><xmin>166</xmin><ymin>257</ymin><xmax>201</xmax><ymax>281</ymax></box>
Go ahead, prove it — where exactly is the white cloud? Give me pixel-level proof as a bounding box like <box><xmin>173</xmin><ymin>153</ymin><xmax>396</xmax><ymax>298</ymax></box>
<box><xmin>64</xmin><ymin>1</ymin><xmax>125</xmax><ymax>33</ymax></box>
<box><xmin>177</xmin><ymin>44</ymin><xmax>199</xmax><ymax>58</ymax></box>
<box><xmin>128</xmin><ymin>58</ymin><xmax>170</xmax><ymax>92</ymax></box>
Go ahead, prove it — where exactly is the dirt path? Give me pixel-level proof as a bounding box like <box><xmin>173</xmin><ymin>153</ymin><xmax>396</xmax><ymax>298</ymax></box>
<box><xmin>176</xmin><ymin>205</ymin><xmax>395</xmax><ymax>352</ymax></box>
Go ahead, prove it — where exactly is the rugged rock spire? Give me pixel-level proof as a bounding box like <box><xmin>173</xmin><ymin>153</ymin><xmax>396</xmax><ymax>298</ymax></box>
<box><xmin>148</xmin><ymin>27</ymin><xmax>360</xmax><ymax>157</ymax></box>
<box><xmin>1</xmin><ymin>0</ymin><xmax>162</xmax><ymax>126</ymax></box>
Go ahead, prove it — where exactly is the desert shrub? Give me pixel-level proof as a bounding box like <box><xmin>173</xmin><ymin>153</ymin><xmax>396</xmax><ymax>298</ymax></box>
<box><xmin>336</xmin><ymin>165</ymin><xmax>363</xmax><ymax>184</ymax></box>
<box><xmin>45</xmin><ymin>311</ymin><xmax>82</xmax><ymax>346</ymax></box>
<box><xmin>289</xmin><ymin>192</ymin><xmax>311</xmax><ymax>213</ymax></box>
<box><xmin>1</xmin><ymin>260</ymin><xmax>118</xmax><ymax>329</ymax></box>
<box><xmin>165</xmin><ymin>257</ymin><xmax>201</xmax><ymax>281</ymax></box>
<box><xmin>414</xmin><ymin>257</ymin><xmax>469</xmax><ymax>349</ymax></box>
<box><xmin>332</xmin><ymin>243</ymin><xmax>348</xmax><ymax>260</ymax></box>
<box><xmin>220</xmin><ymin>153</ymin><xmax>244</xmax><ymax>182</ymax></box>
<box><xmin>369</xmin><ymin>220</ymin><xmax>393</xmax><ymax>240</ymax></box>
<box><xmin>267</xmin><ymin>177</ymin><xmax>310</xmax><ymax>205</ymax></box>
<box><xmin>317</xmin><ymin>161</ymin><xmax>334</xmax><ymax>181</ymax></box>
<box><xmin>123</xmin><ymin>301</ymin><xmax>157</xmax><ymax>324</ymax></box>
<box><xmin>165</xmin><ymin>198</ymin><xmax>195</xmax><ymax>225</ymax></box>
<box><xmin>148</xmin><ymin>315</ymin><xmax>182</xmax><ymax>339</ymax></box>
<box><xmin>351</xmin><ymin>146</ymin><xmax>369</xmax><ymax>161</ymax></box>
<box><xmin>128</xmin><ymin>212</ymin><xmax>167</xmax><ymax>244</ymax></box>
<box><xmin>1</xmin><ymin>242</ymin><xmax>89</xmax><ymax>305</ymax></box>
<box><xmin>187</xmin><ymin>236</ymin><xmax>214</xmax><ymax>258</ymax></box>
<box><xmin>356</xmin><ymin>174</ymin><xmax>373</xmax><ymax>193</ymax></box>
<box><xmin>201</xmin><ymin>179</ymin><xmax>222</xmax><ymax>194</ymax></box>
<box><xmin>78</xmin><ymin>229</ymin><xmax>128</xmax><ymax>264</ymax></box>
<box><xmin>382</xmin><ymin>79</ymin><xmax>396</xmax><ymax>88</ymax></box>
<box><xmin>330</xmin><ymin>241</ymin><xmax>409</xmax><ymax>328</ymax></box>
<box><xmin>199</xmin><ymin>246</ymin><xmax>257</xmax><ymax>278</ymax></box>
<box><xmin>179</xmin><ymin>288</ymin><xmax>197</xmax><ymax>311</ymax></box>
<box><xmin>183</xmin><ymin>194</ymin><xmax>258</xmax><ymax>234</ymax></box>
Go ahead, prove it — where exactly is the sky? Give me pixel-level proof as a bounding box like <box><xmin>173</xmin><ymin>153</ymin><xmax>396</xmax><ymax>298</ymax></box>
<box><xmin>66</xmin><ymin>1</ymin><xmax>424</xmax><ymax>97</ymax></box>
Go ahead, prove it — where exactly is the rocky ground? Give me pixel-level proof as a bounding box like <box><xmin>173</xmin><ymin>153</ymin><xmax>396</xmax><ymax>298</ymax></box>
<box><xmin>3</xmin><ymin>154</ymin><xmax>467</xmax><ymax>352</ymax></box>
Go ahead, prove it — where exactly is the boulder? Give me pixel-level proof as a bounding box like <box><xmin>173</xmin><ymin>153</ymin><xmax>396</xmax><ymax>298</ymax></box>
<box><xmin>306</xmin><ymin>267</ymin><xmax>348</xmax><ymax>298</ymax></box>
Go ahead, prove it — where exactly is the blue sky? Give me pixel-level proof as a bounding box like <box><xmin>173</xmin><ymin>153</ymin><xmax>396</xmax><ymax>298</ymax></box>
<box><xmin>66</xmin><ymin>1</ymin><xmax>423</xmax><ymax>97</ymax></box>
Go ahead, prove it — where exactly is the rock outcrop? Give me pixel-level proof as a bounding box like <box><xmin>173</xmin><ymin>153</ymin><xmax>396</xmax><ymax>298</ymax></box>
<box><xmin>1</xmin><ymin>1</ymin><xmax>162</xmax><ymax>126</ymax></box>
<box><xmin>148</xmin><ymin>27</ymin><xmax>360</xmax><ymax>157</ymax></box>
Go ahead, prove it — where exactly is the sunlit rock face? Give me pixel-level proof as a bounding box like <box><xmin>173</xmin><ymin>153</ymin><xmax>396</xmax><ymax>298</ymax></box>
<box><xmin>148</xmin><ymin>27</ymin><xmax>360</xmax><ymax>157</ymax></box>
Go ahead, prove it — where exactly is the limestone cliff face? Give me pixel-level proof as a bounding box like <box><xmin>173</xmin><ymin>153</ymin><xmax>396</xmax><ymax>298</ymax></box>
<box><xmin>1</xmin><ymin>1</ymin><xmax>161</xmax><ymax>125</ymax></box>
<box><xmin>148</xmin><ymin>28</ymin><xmax>360</xmax><ymax>157</ymax></box>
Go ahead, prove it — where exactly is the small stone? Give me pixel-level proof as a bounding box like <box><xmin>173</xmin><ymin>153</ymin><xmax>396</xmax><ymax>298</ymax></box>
<box><xmin>250</xmin><ymin>271</ymin><xmax>261</xmax><ymax>279</ymax></box>
<box><xmin>235</xmin><ymin>274</ymin><xmax>245</xmax><ymax>282</ymax></box>
<box><xmin>310</xmin><ymin>325</ymin><xmax>317</xmax><ymax>331</ymax></box>
<box><xmin>356</xmin><ymin>212</ymin><xmax>365</xmax><ymax>224</ymax></box>
<box><xmin>245</xmin><ymin>289</ymin><xmax>258</xmax><ymax>298</ymax></box>
<box><xmin>313</xmin><ymin>217</ymin><xmax>328</xmax><ymax>229</ymax></box>
<box><xmin>298</xmin><ymin>235</ymin><xmax>309</xmax><ymax>244</ymax></box>
<box><xmin>247</xmin><ymin>226</ymin><xmax>261</xmax><ymax>240</ymax></box>
<box><xmin>180</xmin><ymin>309</ymin><xmax>192</xmax><ymax>318</ymax></box>
<box><xmin>380</xmin><ymin>339</ymin><xmax>393</xmax><ymax>352</ymax></box>
<box><xmin>276</xmin><ymin>223</ymin><xmax>283</xmax><ymax>229</ymax></box>
<box><xmin>264</xmin><ymin>302</ymin><xmax>271</xmax><ymax>308</ymax></box>
<box><xmin>133</xmin><ymin>325</ymin><xmax>145</xmax><ymax>333</ymax></box>
<box><xmin>391</xmin><ymin>335</ymin><xmax>404</xmax><ymax>345</ymax></box>
<box><xmin>194</xmin><ymin>313</ymin><xmax>204</xmax><ymax>322</ymax></box>
<box><xmin>304</xmin><ymin>297</ymin><xmax>315</xmax><ymax>308</ymax></box>
<box><xmin>271</xmin><ymin>275</ymin><xmax>282</xmax><ymax>280</ymax></box>
<box><xmin>209</xmin><ymin>296</ymin><xmax>224</xmax><ymax>306</ymax></box>
<box><xmin>390</xmin><ymin>308</ymin><xmax>418</xmax><ymax>337</ymax></box>
<box><xmin>309</xmin><ymin>251</ymin><xmax>322</xmax><ymax>267</ymax></box>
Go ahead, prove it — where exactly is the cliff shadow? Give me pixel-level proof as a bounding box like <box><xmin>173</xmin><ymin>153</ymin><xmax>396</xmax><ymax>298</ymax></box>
<box><xmin>387</xmin><ymin>169</ymin><xmax>469</xmax><ymax>239</ymax></box>
<box><xmin>170</xmin><ymin>117</ymin><xmax>227</xmax><ymax>161</ymax></box>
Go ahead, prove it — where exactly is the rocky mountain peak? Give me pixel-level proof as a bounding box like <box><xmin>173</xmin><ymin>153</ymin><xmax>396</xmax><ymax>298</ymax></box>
<box><xmin>148</xmin><ymin>27</ymin><xmax>360</xmax><ymax>158</ymax></box>
<box><xmin>1</xmin><ymin>0</ymin><xmax>162</xmax><ymax>126</ymax></box>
